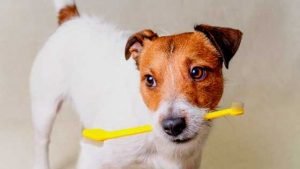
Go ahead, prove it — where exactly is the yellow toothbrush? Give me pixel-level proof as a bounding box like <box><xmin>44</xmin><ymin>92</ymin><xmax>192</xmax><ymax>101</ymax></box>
<box><xmin>204</xmin><ymin>102</ymin><xmax>244</xmax><ymax>120</ymax></box>
<box><xmin>83</xmin><ymin>125</ymin><xmax>153</xmax><ymax>141</ymax></box>
<box><xmin>82</xmin><ymin>102</ymin><xmax>244</xmax><ymax>141</ymax></box>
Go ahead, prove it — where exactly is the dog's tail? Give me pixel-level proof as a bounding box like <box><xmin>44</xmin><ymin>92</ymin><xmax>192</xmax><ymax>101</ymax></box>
<box><xmin>54</xmin><ymin>0</ymin><xmax>79</xmax><ymax>25</ymax></box>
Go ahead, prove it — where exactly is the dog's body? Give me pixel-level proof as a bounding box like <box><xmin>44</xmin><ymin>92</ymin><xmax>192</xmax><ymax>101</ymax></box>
<box><xmin>31</xmin><ymin>15</ymin><xmax>197</xmax><ymax>169</ymax></box>
<box><xmin>31</xmin><ymin>1</ymin><xmax>242</xmax><ymax>169</ymax></box>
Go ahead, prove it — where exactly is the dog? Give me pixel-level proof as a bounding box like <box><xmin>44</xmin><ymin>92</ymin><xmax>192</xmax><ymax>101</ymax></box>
<box><xmin>30</xmin><ymin>0</ymin><xmax>243</xmax><ymax>169</ymax></box>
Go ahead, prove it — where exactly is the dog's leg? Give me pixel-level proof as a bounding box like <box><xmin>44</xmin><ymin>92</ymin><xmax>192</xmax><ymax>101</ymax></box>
<box><xmin>77</xmin><ymin>141</ymin><xmax>103</xmax><ymax>169</ymax></box>
<box><xmin>32</xmin><ymin>97</ymin><xmax>64</xmax><ymax>169</ymax></box>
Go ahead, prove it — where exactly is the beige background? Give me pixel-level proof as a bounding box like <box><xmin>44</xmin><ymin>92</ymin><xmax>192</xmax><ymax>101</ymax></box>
<box><xmin>0</xmin><ymin>0</ymin><xmax>300</xmax><ymax>169</ymax></box>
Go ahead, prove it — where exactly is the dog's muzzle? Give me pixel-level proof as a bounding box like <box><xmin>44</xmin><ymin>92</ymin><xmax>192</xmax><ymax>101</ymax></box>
<box><xmin>156</xmin><ymin>100</ymin><xmax>208</xmax><ymax>144</ymax></box>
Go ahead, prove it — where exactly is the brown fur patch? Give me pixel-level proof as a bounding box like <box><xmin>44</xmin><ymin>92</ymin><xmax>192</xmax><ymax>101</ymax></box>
<box><xmin>58</xmin><ymin>5</ymin><xmax>79</xmax><ymax>25</ymax></box>
<box><xmin>138</xmin><ymin>32</ymin><xmax>224</xmax><ymax>111</ymax></box>
<box><xmin>125</xmin><ymin>29</ymin><xmax>158</xmax><ymax>61</ymax></box>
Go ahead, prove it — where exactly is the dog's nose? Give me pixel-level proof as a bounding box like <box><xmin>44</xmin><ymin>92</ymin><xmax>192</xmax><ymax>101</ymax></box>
<box><xmin>162</xmin><ymin>117</ymin><xmax>186</xmax><ymax>136</ymax></box>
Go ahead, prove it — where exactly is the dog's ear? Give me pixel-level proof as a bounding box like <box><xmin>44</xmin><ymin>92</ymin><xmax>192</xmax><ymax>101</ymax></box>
<box><xmin>194</xmin><ymin>24</ymin><xmax>243</xmax><ymax>69</ymax></box>
<box><xmin>125</xmin><ymin>29</ymin><xmax>158</xmax><ymax>62</ymax></box>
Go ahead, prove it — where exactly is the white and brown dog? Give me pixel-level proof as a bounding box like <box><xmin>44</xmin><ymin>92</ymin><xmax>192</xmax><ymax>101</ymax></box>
<box><xmin>31</xmin><ymin>0</ymin><xmax>242</xmax><ymax>169</ymax></box>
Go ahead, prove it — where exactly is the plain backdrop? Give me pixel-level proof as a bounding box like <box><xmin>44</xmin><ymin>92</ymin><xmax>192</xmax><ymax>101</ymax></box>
<box><xmin>0</xmin><ymin>0</ymin><xmax>300</xmax><ymax>169</ymax></box>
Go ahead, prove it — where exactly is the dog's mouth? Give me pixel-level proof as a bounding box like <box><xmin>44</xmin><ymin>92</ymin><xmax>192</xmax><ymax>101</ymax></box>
<box><xmin>166</xmin><ymin>121</ymin><xmax>211</xmax><ymax>144</ymax></box>
<box><xmin>173</xmin><ymin>137</ymin><xmax>194</xmax><ymax>143</ymax></box>
<box><xmin>169</xmin><ymin>132</ymin><xmax>198</xmax><ymax>144</ymax></box>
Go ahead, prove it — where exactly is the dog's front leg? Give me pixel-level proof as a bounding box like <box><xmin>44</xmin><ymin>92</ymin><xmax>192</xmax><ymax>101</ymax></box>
<box><xmin>77</xmin><ymin>141</ymin><xmax>104</xmax><ymax>169</ymax></box>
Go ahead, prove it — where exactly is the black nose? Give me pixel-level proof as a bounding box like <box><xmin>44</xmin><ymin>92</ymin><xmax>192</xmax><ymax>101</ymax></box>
<box><xmin>162</xmin><ymin>117</ymin><xmax>186</xmax><ymax>136</ymax></box>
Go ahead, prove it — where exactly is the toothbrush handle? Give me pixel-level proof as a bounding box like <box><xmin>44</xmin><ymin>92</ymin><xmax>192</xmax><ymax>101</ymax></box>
<box><xmin>204</xmin><ymin>109</ymin><xmax>232</xmax><ymax>120</ymax></box>
<box><xmin>106</xmin><ymin>125</ymin><xmax>153</xmax><ymax>140</ymax></box>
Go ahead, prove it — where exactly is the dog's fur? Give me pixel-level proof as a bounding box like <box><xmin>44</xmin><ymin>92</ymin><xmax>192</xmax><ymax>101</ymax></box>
<box><xmin>31</xmin><ymin>1</ymin><xmax>242</xmax><ymax>169</ymax></box>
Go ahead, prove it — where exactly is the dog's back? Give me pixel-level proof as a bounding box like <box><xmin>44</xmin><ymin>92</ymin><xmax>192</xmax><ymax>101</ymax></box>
<box><xmin>31</xmin><ymin>2</ymin><xmax>149</xmax><ymax>125</ymax></box>
<box><xmin>31</xmin><ymin>1</ymin><xmax>150</xmax><ymax>169</ymax></box>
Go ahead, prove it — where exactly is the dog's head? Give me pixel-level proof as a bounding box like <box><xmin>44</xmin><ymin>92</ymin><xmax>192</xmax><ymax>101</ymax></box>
<box><xmin>125</xmin><ymin>24</ymin><xmax>242</xmax><ymax>144</ymax></box>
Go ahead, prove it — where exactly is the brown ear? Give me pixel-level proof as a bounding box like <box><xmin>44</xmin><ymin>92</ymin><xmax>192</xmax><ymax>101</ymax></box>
<box><xmin>125</xmin><ymin>29</ymin><xmax>158</xmax><ymax>62</ymax></box>
<box><xmin>194</xmin><ymin>24</ymin><xmax>243</xmax><ymax>69</ymax></box>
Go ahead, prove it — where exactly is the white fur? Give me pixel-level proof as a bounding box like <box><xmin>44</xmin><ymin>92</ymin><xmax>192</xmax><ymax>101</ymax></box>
<box><xmin>54</xmin><ymin>0</ymin><xmax>75</xmax><ymax>12</ymax></box>
<box><xmin>31</xmin><ymin>4</ymin><xmax>210</xmax><ymax>169</ymax></box>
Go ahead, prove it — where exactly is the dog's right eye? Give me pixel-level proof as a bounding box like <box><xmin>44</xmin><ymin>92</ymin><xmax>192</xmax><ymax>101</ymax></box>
<box><xmin>189</xmin><ymin>66</ymin><xmax>207</xmax><ymax>81</ymax></box>
<box><xmin>145</xmin><ymin>75</ymin><xmax>157</xmax><ymax>88</ymax></box>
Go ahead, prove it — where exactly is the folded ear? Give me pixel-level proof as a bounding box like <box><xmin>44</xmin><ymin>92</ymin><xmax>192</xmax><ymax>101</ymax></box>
<box><xmin>194</xmin><ymin>24</ymin><xmax>243</xmax><ymax>69</ymax></box>
<box><xmin>125</xmin><ymin>29</ymin><xmax>158</xmax><ymax>62</ymax></box>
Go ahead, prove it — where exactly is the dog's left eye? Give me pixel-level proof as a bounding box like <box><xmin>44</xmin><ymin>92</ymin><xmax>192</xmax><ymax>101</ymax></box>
<box><xmin>145</xmin><ymin>74</ymin><xmax>157</xmax><ymax>88</ymax></box>
<box><xmin>189</xmin><ymin>66</ymin><xmax>207</xmax><ymax>81</ymax></box>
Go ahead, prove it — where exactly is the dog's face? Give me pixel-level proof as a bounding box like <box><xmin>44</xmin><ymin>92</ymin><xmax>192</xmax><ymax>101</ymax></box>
<box><xmin>125</xmin><ymin>24</ymin><xmax>242</xmax><ymax>144</ymax></box>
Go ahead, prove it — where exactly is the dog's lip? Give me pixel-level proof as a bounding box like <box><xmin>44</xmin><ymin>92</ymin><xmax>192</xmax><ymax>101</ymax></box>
<box><xmin>162</xmin><ymin>128</ymin><xmax>201</xmax><ymax>144</ymax></box>
<box><xmin>173</xmin><ymin>137</ymin><xmax>193</xmax><ymax>144</ymax></box>
<box><xmin>171</xmin><ymin>133</ymin><xmax>198</xmax><ymax>144</ymax></box>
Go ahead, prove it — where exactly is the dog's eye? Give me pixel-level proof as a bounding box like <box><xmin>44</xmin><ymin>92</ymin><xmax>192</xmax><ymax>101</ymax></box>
<box><xmin>189</xmin><ymin>67</ymin><xmax>207</xmax><ymax>81</ymax></box>
<box><xmin>145</xmin><ymin>75</ymin><xmax>157</xmax><ymax>88</ymax></box>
